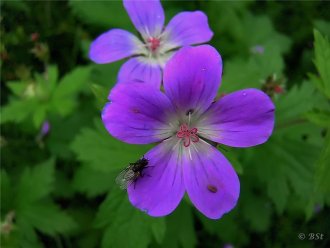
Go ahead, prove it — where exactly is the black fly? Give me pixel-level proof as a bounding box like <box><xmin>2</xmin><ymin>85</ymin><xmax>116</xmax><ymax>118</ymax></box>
<box><xmin>116</xmin><ymin>156</ymin><xmax>149</xmax><ymax>189</ymax></box>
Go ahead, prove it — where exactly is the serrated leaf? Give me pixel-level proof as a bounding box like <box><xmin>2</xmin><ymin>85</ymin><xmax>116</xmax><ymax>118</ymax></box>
<box><xmin>160</xmin><ymin>202</ymin><xmax>196</xmax><ymax>248</ymax></box>
<box><xmin>250</xmin><ymin>133</ymin><xmax>321</xmax><ymax>215</ymax></box>
<box><xmin>95</xmin><ymin>189</ymin><xmax>165</xmax><ymax>248</ymax></box>
<box><xmin>32</xmin><ymin>104</ymin><xmax>48</xmax><ymax>128</ymax></box>
<box><xmin>241</xmin><ymin>190</ymin><xmax>272</xmax><ymax>232</ymax></box>
<box><xmin>20</xmin><ymin>200</ymin><xmax>77</xmax><ymax>235</ymax></box>
<box><xmin>14</xmin><ymin>218</ymin><xmax>44</xmax><ymax>248</ymax></box>
<box><xmin>305</xmin><ymin>110</ymin><xmax>330</xmax><ymax>127</ymax></box>
<box><xmin>51</xmin><ymin>66</ymin><xmax>92</xmax><ymax>116</ymax></box>
<box><xmin>314</xmin><ymin>20</ymin><xmax>330</xmax><ymax>38</ymax></box>
<box><xmin>47</xmin><ymin>65</ymin><xmax>58</xmax><ymax>91</ymax></box>
<box><xmin>313</xmin><ymin>29</ymin><xmax>330</xmax><ymax>98</ymax></box>
<box><xmin>47</xmin><ymin>109</ymin><xmax>95</xmax><ymax>159</ymax></box>
<box><xmin>315</xmin><ymin>130</ymin><xmax>330</xmax><ymax>205</ymax></box>
<box><xmin>0</xmin><ymin>98</ymin><xmax>38</xmax><ymax>124</ymax></box>
<box><xmin>71</xmin><ymin>119</ymin><xmax>151</xmax><ymax>172</ymax></box>
<box><xmin>90</xmin><ymin>83</ymin><xmax>109</xmax><ymax>107</ymax></box>
<box><xmin>197</xmin><ymin>209</ymin><xmax>248</xmax><ymax>245</ymax></box>
<box><xmin>16</xmin><ymin>159</ymin><xmax>55</xmax><ymax>206</ymax></box>
<box><xmin>53</xmin><ymin>170</ymin><xmax>75</xmax><ymax>198</ymax></box>
<box><xmin>73</xmin><ymin>165</ymin><xmax>115</xmax><ymax>197</ymax></box>
<box><xmin>6</xmin><ymin>80</ymin><xmax>27</xmax><ymax>96</ymax></box>
<box><xmin>221</xmin><ymin>49</ymin><xmax>284</xmax><ymax>93</ymax></box>
<box><xmin>275</xmin><ymin>81</ymin><xmax>317</xmax><ymax>124</ymax></box>
<box><xmin>267</xmin><ymin>170</ymin><xmax>290</xmax><ymax>214</ymax></box>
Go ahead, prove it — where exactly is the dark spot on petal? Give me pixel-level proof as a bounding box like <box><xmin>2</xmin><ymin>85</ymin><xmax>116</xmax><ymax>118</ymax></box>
<box><xmin>186</xmin><ymin>109</ymin><xmax>194</xmax><ymax>115</ymax></box>
<box><xmin>207</xmin><ymin>185</ymin><xmax>217</xmax><ymax>193</ymax></box>
<box><xmin>131</xmin><ymin>107</ymin><xmax>140</xmax><ymax>113</ymax></box>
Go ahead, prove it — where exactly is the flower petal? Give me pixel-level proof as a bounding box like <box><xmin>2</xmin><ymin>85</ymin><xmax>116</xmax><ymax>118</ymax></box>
<box><xmin>197</xmin><ymin>89</ymin><xmax>275</xmax><ymax>147</ymax></box>
<box><xmin>163</xmin><ymin>11</ymin><xmax>213</xmax><ymax>51</ymax></box>
<box><xmin>89</xmin><ymin>29</ymin><xmax>143</xmax><ymax>64</ymax></box>
<box><xmin>118</xmin><ymin>58</ymin><xmax>162</xmax><ymax>88</ymax></box>
<box><xmin>163</xmin><ymin>45</ymin><xmax>222</xmax><ymax>116</ymax></box>
<box><xmin>123</xmin><ymin>0</ymin><xmax>164</xmax><ymax>39</ymax></box>
<box><xmin>183</xmin><ymin>141</ymin><xmax>240</xmax><ymax>219</ymax></box>
<box><xmin>102</xmin><ymin>83</ymin><xmax>177</xmax><ymax>144</ymax></box>
<box><xmin>127</xmin><ymin>139</ymin><xmax>185</xmax><ymax>217</ymax></box>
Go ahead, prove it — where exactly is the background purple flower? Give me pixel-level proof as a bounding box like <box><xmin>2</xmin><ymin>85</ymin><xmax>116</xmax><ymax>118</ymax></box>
<box><xmin>89</xmin><ymin>0</ymin><xmax>213</xmax><ymax>88</ymax></box>
<box><xmin>102</xmin><ymin>45</ymin><xmax>275</xmax><ymax>219</ymax></box>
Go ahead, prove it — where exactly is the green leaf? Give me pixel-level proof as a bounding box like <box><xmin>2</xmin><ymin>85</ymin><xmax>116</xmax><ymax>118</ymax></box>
<box><xmin>314</xmin><ymin>20</ymin><xmax>330</xmax><ymax>38</ymax></box>
<box><xmin>275</xmin><ymin>81</ymin><xmax>317</xmax><ymax>125</ymax></box>
<box><xmin>69</xmin><ymin>0</ymin><xmax>134</xmax><ymax>31</ymax></box>
<box><xmin>20</xmin><ymin>200</ymin><xmax>77</xmax><ymax>235</ymax></box>
<box><xmin>160</xmin><ymin>202</ymin><xmax>196</xmax><ymax>248</ymax></box>
<box><xmin>32</xmin><ymin>104</ymin><xmax>48</xmax><ymax>128</ymax></box>
<box><xmin>90</xmin><ymin>83</ymin><xmax>109</xmax><ymax>107</ymax></box>
<box><xmin>0</xmin><ymin>98</ymin><xmax>38</xmax><ymax>124</ymax></box>
<box><xmin>241</xmin><ymin>190</ymin><xmax>272</xmax><ymax>232</ymax></box>
<box><xmin>16</xmin><ymin>159</ymin><xmax>55</xmax><ymax>206</ymax></box>
<box><xmin>90</xmin><ymin>62</ymin><xmax>123</xmax><ymax>89</ymax></box>
<box><xmin>46</xmin><ymin>65</ymin><xmax>59</xmax><ymax>91</ymax></box>
<box><xmin>47</xmin><ymin>110</ymin><xmax>95</xmax><ymax>159</ymax></box>
<box><xmin>53</xmin><ymin>170</ymin><xmax>75</xmax><ymax>198</ymax></box>
<box><xmin>220</xmin><ymin>148</ymin><xmax>244</xmax><ymax>175</ymax></box>
<box><xmin>71</xmin><ymin>119</ymin><xmax>151</xmax><ymax>172</ymax></box>
<box><xmin>305</xmin><ymin>110</ymin><xmax>330</xmax><ymax>127</ymax></box>
<box><xmin>51</xmin><ymin>66</ymin><xmax>92</xmax><ymax>116</ymax></box>
<box><xmin>72</xmin><ymin>165</ymin><xmax>115</xmax><ymax>197</ymax></box>
<box><xmin>250</xmin><ymin>132</ymin><xmax>321</xmax><ymax>214</ymax></box>
<box><xmin>151</xmin><ymin>217</ymin><xmax>166</xmax><ymax>244</ymax></box>
<box><xmin>242</xmin><ymin>14</ymin><xmax>291</xmax><ymax>54</ymax></box>
<box><xmin>221</xmin><ymin>49</ymin><xmax>284</xmax><ymax>93</ymax></box>
<box><xmin>313</xmin><ymin>29</ymin><xmax>330</xmax><ymax>98</ymax></box>
<box><xmin>6</xmin><ymin>80</ymin><xmax>27</xmax><ymax>96</ymax></box>
<box><xmin>0</xmin><ymin>170</ymin><xmax>13</xmax><ymax>213</ymax></box>
<box><xmin>315</xmin><ymin>130</ymin><xmax>330</xmax><ymax>205</ymax></box>
<box><xmin>14</xmin><ymin>218</ymin><xmax>44</xmax><ymax>248</ymax></box>
<box><xmin>197</xmin><ymin>209</ymin><xmax>248</xmax><ymax>246</ymax></box>
<box><xmin>267</xmin><ymin>169</ymin><xmax>290</xmax><ymax>214</ymax></box>
<box><xmin>94</xmin><ymin>189</ymin><xmax>165</xmax><ymax>248</ymax></box>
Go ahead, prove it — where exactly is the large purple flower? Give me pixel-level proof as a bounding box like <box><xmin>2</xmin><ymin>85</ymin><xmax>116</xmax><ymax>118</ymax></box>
<box><xmin>102</xmin><ymin>45</ymin><xmax>275</xmax><ymax>219</ymax></box>
<box><xmin>89</xmin><ymin>0</ymin><xmax>213</xmax><ymax>88</ymax></box>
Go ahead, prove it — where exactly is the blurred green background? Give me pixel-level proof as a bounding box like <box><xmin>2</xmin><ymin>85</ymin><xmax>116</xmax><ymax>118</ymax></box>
<box><xmin>1</xmin><ymin>1</ymin><xmax>330</xmax><ymax>247</ymax></box>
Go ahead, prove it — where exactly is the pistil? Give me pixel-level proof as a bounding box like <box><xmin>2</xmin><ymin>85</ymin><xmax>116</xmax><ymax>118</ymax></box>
<box><xmin>176</xmin><ymin>124</ymin><xmax>199</xmax><ymax>147</ymax></box>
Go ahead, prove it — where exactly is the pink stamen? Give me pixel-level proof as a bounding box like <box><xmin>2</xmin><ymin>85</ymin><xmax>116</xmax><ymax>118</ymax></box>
<box><xmin>147</xmin><ymin>37</ymin><xmax>160</xmax><ymax>52</ymax></box>
<box><xmin>176</xmin><ymin>124</ymin><xmax>199</xmax><ymax>147</ymax></box>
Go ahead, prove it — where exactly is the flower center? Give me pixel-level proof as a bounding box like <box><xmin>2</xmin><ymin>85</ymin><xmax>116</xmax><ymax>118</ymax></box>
<box><xmin>147</xmin><ymin>37</ymin><xmax>161</xmax><ymax>53</ymax></box>
<box><xmin>176</xmin><ymin>124</ymin><xmax>199</xmax><ymax>147</ymax></box>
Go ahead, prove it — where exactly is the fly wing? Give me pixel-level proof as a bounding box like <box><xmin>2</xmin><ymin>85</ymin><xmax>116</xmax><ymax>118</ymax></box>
<box><xmin>115</xmin><ymin>167</ymin><xmax>136</xmax><ymax>190</ymax></box>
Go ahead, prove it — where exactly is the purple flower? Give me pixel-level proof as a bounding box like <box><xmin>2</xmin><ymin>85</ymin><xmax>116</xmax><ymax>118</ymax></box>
<box><xmin>251</xmin><ymin>45</ymin><xmax>265</xmax><ymax>54</ymax></box>
<box><xmin>89</xmin><ymin>0</ymin><xmax>213</xmax><ymax>88</ymax></box>
<box><xmin>102</xmin><ymin>45</ymin><xmax>275</xmax><ymax>219</ymax></box>
<box><xmin>223</xmin><ymin>244</ymin><xmax>234</xmax><ymax>248</ymax></box>
<box><xmin>40</xmin><ymin>121</ymin><xmax>50</xmax><ymax>136</ymax></box>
